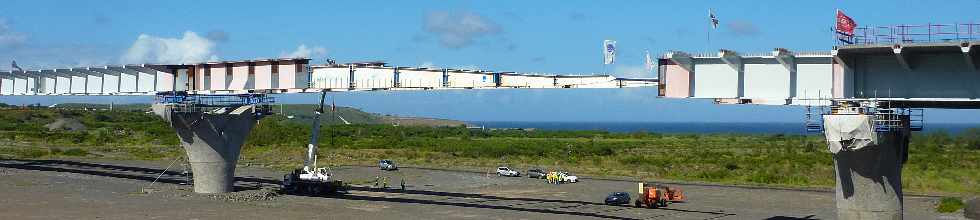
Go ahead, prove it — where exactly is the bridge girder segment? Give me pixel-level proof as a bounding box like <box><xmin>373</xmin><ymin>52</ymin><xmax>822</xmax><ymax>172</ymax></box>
<box><xmin>55</xmin><ymin>68</ymin><xmax>91</xmax><ymax>94</ymax></box>
<box><xmin>88</xmin><ymin>67</ymin><xmax>125</xmax><ymax>95</ymax></box>
<box><xmin>72</xmin><ymin>68</ymin><xmax>105</xmax><ymax>95</ymax></box>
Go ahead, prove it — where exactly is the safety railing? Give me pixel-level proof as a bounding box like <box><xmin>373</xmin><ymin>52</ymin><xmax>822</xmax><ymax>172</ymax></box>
<box><xmin>841</xmin><ymin>23</ymin><xmax>980</xmax><ymax>45</ymax></box>
<box><xmin>870</xmin><ymin>108</ymin><xmax>924</xmax><ymax>132</ymax></box>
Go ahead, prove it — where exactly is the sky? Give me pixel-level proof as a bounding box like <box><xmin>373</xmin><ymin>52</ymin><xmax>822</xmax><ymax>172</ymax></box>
<box><xmin>2</xmin><ymin>0</ymin><xmax>980</xmax><ymax>123</ymax></box>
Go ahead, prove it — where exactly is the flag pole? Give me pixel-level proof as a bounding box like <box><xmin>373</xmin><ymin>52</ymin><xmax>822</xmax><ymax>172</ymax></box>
<box><xmin>601</xmin><ymin>41</ymin><xmax>604</xmax><ymax>75</ymax></box>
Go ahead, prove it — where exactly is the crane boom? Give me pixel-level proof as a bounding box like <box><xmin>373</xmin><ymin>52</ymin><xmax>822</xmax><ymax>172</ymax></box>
<box><xmin>304</xmin><ymin>90</ymin><xmax>327</xmax><ymax>169</ymax></box>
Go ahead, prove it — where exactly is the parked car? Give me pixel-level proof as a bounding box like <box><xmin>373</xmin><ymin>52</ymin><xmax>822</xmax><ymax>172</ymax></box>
<box><xmin>605</xmin><ymin>192</ymin><xmax>631</xmax><ymax>205</ymax></box>
<box><xmin>379</xmin><ymin>160</ymin><xmax>398</xmax><ymax>170</ymax></box>
<box><xmin>496</xmin><ymin>167</ymin><xmax>520</xmax><ymax>177</ymax></box>
<box><xmin>564</xmin><ymin>172</ymin><xmax>579</xmax><ymax>183</ymax></box>
<box><xmin>527</xmin><ymin>168</ymin><xmax>546</xmax><ymax>179</ymax></box>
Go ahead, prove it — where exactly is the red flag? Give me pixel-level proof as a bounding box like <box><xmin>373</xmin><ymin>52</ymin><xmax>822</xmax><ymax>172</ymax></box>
<box><xmin>836</xmin><ymin>9</ymin><xmax>856</xmax><ymax>36</ymax></box>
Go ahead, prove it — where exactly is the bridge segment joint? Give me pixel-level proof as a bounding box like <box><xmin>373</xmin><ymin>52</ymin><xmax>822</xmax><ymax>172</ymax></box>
<box><xmin>892</xmin><ymin>44</ymin><xmax>912</xmax><ymax>71</ymax></box>
<box><xmin>962</xmin><ymin>42</ymin><xmax>975</xmax><ymax>70</ymax></box>
<box><xmin>666</xmin><ymin>51</ymin><xmax>694</xmax><ymax>72</ymax></box>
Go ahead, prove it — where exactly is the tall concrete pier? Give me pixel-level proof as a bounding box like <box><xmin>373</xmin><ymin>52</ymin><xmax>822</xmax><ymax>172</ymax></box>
<box><xmin>152</xmin><ymin>94</ymin><xmax>271</xmax><ymax>193</ymax></box>
<box><xmin>824</xmin><ymin>113</ymin><xmax>909</xmax><ymax>220</ymax></box>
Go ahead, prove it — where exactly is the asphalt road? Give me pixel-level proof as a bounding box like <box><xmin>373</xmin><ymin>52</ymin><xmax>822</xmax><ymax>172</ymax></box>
<box><xmin>0</xmin><ymin>159</ymin><xmax>960</xmax><ymax>220</ymax></box>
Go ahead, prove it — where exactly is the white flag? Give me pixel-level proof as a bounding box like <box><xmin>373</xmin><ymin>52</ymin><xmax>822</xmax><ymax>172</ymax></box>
<box><xmin>603</xmin><ymin>40</ymin><xmax>616</xmax><ymax>64</ymax></box>
<box><xmin>644</xmin><ymin>50</ymin><xmax>654</xmax><ymax>71</ymax></box>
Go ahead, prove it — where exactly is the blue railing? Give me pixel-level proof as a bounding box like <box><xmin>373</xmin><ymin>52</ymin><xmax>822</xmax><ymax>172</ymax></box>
<box><xmin>155</xmin><ymin>93</ymin><xmax>275</xmax><ymax>107</ymax></box>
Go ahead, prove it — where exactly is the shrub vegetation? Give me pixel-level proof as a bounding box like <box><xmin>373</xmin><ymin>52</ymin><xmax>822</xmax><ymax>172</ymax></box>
<box><xmin>1</xmin><ymin>108</ymin><xmax>978</xmax><ymax>195</ymax></box>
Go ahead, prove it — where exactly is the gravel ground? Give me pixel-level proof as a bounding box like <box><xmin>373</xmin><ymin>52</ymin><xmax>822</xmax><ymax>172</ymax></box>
<box><xmin>0</xmin><ymin>159</ymin><xmax>963</xmax><ymax>220</ymax></box>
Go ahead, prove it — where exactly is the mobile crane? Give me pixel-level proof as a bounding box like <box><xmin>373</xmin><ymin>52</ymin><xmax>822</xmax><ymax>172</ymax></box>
<box><xmin>281</xmin><ymin>91</ymin><xmax>346</xmax><ymax>195</ymax></box>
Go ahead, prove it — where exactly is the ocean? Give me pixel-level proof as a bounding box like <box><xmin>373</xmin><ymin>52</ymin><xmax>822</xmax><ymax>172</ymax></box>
<box><xmin>467</xmin><ymin>121</ymin><xmax>980</xmax><ymax>134</ymax></box>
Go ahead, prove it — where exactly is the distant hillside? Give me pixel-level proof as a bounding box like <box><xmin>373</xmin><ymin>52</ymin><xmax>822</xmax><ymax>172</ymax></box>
<box><xmin>381</xmin><ymin>116</ymin><xmax>468</xmax><ymax>127</ymax></box>
<box><xmin>276</xmin><ymin>104</ymin><xmax>468</xmax><ymax>127</ymax></box>
<box><xmin>276</xmin><ymin>104</ymin><xmax>385</xmax><ymax>125</ymax></box>
<box><xmin>53</xmin><ymin>103</ymin><xmax>152</xmax><ymax>111</ymax></box>
<box><xmin>0</xmin><ymin>102</ymin><xmax>466</xmax><ymax>127</ymax></box>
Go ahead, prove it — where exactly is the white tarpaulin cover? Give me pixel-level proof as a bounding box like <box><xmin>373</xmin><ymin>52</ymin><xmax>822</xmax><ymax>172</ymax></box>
<box><xmin>823</xmin><ymin>114</ymin><xmax>877</xmax><ymax>154</ymax></box>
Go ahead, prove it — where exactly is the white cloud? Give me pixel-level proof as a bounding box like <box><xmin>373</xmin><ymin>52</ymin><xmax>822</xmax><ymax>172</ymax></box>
<box><xmin>418</xmin><ymin>61</ymin><xmax>436</xmax><ymax>68</ymax></box>
<box><xmin>0</xmin><ymin>18</ymin><xmax>28</xmax><ymax>49</ymax></box>
<box><xmin>120</xmin><ymin>31</ymin><xmax>218</xmax><ymax>64</ymax></box>
<box><xmin>455</xmin><ymin>65</ymin><xmax>479</xmax><ymax>70</ymax></box>
<box><xmin>613</xmin><ymin>64</ymin><xmax>654</xmax><ymax>78</ymax></box>
<box><xmin>280</xmin><ymin>44</ymin><xmax>327</xmax><ymax>59</ymax></box>
<box><xmin>423</xmin><ymin>10</ymin><xmax>501</xmax><ymax>49</ymax></box>
<box><xmin>727</xmin><ymin>20</ymin><xmax>761</xmax><ymax>37</ymax></box>
<box><xmin>204</xmin><ymin>30</ymin><xmax>230</xmax><ymax>42</ymax></box>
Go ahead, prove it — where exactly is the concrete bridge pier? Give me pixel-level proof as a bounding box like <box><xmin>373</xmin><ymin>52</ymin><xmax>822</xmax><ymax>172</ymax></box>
<box><xmin>823</xmin><ymin>114</ymin><xmax>909</xmax><ymax>220</ymax></box>
<box><xmin>153</xmin><ymin>104</ymin><xmax>262</xmax><ymax>193</ymax></box>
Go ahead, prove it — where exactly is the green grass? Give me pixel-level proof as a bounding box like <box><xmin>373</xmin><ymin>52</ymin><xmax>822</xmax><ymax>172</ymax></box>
<box><xmin>1</xmin><ymin>107</ymin><xmax>979</xmax><ymax>195</ymax></box>
<box><xmin>937</xmin><ymin>197</ymin><xmax>965</xmax><ymax>213</ymax></box>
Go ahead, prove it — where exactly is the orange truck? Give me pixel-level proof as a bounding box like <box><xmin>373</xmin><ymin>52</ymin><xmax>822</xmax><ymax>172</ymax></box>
<box><xmin>634</xmin><ymin>182</ymin><xmax>685</xmax><ymax>208</ymax></box>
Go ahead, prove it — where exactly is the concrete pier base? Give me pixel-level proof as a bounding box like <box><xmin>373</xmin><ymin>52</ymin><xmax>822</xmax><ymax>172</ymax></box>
<box><xmin>824</xmin><ymin>114</ymin><xmax>909</xmax><ymax>220</ymax></box>
<box><xmin>154</xmin><ymin>104</ymin><xmax>261</xmax><ymax>193</ymax></box>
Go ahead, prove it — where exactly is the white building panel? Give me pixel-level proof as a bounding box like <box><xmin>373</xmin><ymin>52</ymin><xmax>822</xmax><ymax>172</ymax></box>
<box><xmin>137</xmin><ymin>71</ymin><xmax>155</xmax><ymax>93</ymax></box>
<box><xmin>311</xmin><ymin>67</ymin><xmax>350</xmax><ymax>89</ymax></box>
<box><xmin>277</xmin><ymin>63</ymin><xmax>296</xmax><ymax>89</ymax></box>
<box><xmin>554</xmin><ymin>76</ymin><xmax>617</xmax><ymax>88</ymax></box>
<box><xmin>12</xmin><ymin>77</ymin><xmax>27</xmax><ymax>94</ymax></box>
<box><xmin>174</xmin><ymin>69</ymin><xmax>188</xmax><ymax>91</ymax></box>
<box><xmin>156</xmin><ymin>70</ymin><xmax>174</xmax><ymax>92</ymax></box>
<box><xmin>796</xmin><ymin>63</ymin><xmax>833</xmax><ymax>99</ymax></box>
<box><xmin>209</xmin><ymin>66</ymin><xmax>227</xmax><ymax>91</ymax></box>
<box><xmin>0</xmin><ymin>75</ymin><xmax>8</xmax><ymax>95</ymax></box>
<box><xmin>448</xmin><ymin>71</ymin><xmax>494</xmax><ymax>88</ymax></box>
<box><xmin>86</xmin><ymin>75</ymin><xmax>103</xmax><ymax>94</ymax></box>
<box><xmin>501</xmin><ymin>75</ymin><xmax>553</xmax><ymax>88</ymax></box>
<box><xmin>254</xmin><ymin>65</ymin><xmax>273</xmax><ymax>89</ymax></box>
<box><xmin>42</xmin><ymin>77</ymin><xmax>56</xmax><ymax>94</ymax></box>
<box><xmin>693</xmin><ymin>64</ymin><xmax>738</xmax><ymax>98</ymax></box>
<box><xmin>56</xmin><ymin>76</ymin><xmax>71</xmax><ymax>94</ymax></box>
<box><xmin>743</xmin><ymin>63</ymin><xmax>789</xmax><ymax>99</ymax></box>
<box><xmin>663</xmin><ymin>65</ymin><xmax>691</xmax><ymax>98</ymax></box>
<box><xmin>26</xmin><ymin>78</ymin><xmax>36</xmax><ymax>94</ymax></box>
<box><xmin>120</xmin><ymin>72</ymin><xmax>138</xmax><ymax>93</ymax></box>
<box><xmin>228</xmin><ymin>65</ymin><xmax>249</xmax><ymax>90</ymax></box>
<box><xmin>398</xmin><ymin>69</ymin><xmax>441</xmax><ymax>88</ymax></box>
<box><xmin>71</xmin><ymin>75</ymin><xmax>88</xmax><ymax>93</ymax></box>
<box><xmin>103</xmin><ymin>74</ymin><xmax>120</xmax><ymax>94</ymax></box>
<box><xmin>293</xmin><ymin>64</ymin><xmax>309</xmax><ymax>90</ymax></box>
<box><xmin>194</xmin><ymin>69</ymin><xmax>206</xmax><ymax>91</ymax></box>
<box><xmin>355</xmin><ymin>67</ymin><xmax>394</xmax><ymax>88</ymax></box>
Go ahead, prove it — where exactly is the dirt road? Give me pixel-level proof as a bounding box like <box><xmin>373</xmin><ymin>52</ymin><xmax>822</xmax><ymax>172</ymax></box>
<box><xmin>0</xmin><ymin>159</ymin><xmax>957</xmax><ymax>219</ymax></box>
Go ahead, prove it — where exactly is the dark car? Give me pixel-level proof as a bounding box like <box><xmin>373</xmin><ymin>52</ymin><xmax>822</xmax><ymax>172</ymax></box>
<box><xmin>604</xmin><ymin>192</ymin><xmax>631</xmax><ymax>205</ymax></box>
<box><xmin>527</xmin><ymin>169</ymin><xmax>546</xmax><ymax>179</ymax></box>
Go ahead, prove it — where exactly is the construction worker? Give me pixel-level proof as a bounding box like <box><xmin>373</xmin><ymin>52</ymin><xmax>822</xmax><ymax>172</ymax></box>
<box><xmin>382</xmin><ymin>176</ymin><xmax>389</xmax><ymax>189</ymax></box>
<box><xmin>400</xmin><ymin>178</ymin><xmax>406</xmax><ymax>190</ymax></box>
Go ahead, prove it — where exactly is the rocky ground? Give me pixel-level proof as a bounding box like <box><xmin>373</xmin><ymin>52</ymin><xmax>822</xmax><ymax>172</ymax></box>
<box><xmin>0</xmin><ymin>159</ymin><xmax>966</xmax><ymax>220</ymax></box>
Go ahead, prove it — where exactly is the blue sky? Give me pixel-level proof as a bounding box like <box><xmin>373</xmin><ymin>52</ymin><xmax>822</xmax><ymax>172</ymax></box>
<box><xmin>2</xmin><ymin>0</ymin><xmax>980</xmax><ymax>123</ymax></box>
